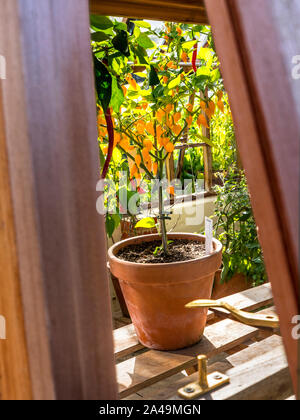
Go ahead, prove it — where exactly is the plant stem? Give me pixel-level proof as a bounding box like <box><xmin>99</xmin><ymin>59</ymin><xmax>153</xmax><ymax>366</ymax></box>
<box><xmin>101</xmin><ymin>107</ymin><xmax>114</xmax><ymax>179</ymax></box>
<box><xmin>150</xmin><ymin>85</ymin><xmax>168</xmax><ymax>255</ymax></box>
<box><xmin>159</xmin><ymin>157</ymin><xmax>168</xmax><ymax>254</ymax></box>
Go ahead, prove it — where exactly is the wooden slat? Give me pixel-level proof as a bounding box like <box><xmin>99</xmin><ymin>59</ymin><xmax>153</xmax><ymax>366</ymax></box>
<box><xmin>175</xmin><ymin>335</ymin><xmax>292</xmax><ymax>400</ymax></box>
<box><xmin>201</xmin><ymin>92</ymin><xmax>213</xmax><ymax>192</ymax></box>
<box><xmin>205</xmin><ymin>0</ymin><xmax>299</xmax><ymax>394</ymax></box>
<box><xmin>126</xmin><ymin>333</ymin><xmax>283</xmax><ymax>399</ymax></box>
<box><xmin>165</xmin><ymin>152</ymin><xmax>175</xmax><ymax>181</ymax></box>
<box><xmin>89</xmin><ymin>0</ymin><xmax>208</xmax><ymax>24</ymax></box>
<box><xmin>193</xmin><ymin>345</ymin><xmax>292</xmax><ymax>400</ymax></box>
<box><xmin>0</xmin><ymin>1</ymin><xmax>54</xmax><ymax>400</ymax></box>
<box><xmin>0</xmin><ymin>0</ymin><xmax>117</xmax><ymax>400</ymax></box>
<box><xmin>111</xmin><ymin>272</ymin><xmax>130</xmax><ymax>318</ymax></box>
<box><xmin>114</xmin><ymin>283</ymin><xmax>273</xmax><ymax>359</ymax></box>
<box><xmin>118</xmin><ymin>316</ymin><xmax>260</xmax><ymax>398</ymax></box>
<box><xmin>114</xmin><ymin>324</ymin><xmax>144</xmax><ymax>359</ymax></box>
<box><xmin>174</xmin><ymin>142</ymin><xmax>206</xmax><ymax>150</ymax></box>
<box><xmin>214</xmin><ymin>282</ymin><xmax>273</xmax><ymax>314</ymax></box>
<box><xmin>203</xmin><ymin>144</ymin><xmax>213</xmax><ymax>192</ymax></box>
<box><xmin>0</xmin><ymin>80</ymin><xmax>33</xmax><ymax>400</ymax></box>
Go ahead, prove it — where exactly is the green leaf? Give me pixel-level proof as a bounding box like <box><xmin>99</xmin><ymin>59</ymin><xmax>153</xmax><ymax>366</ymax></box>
<box><xmin>168</xmin><ymin>74</ymin><xmax>181</xmax><ymax>89</ymax></box>
<box><xmin>94</xmin><ymin>57</ymin><xmax>112</xmax><ymax>112</ymax></box>
<box><xmin>108</xmin><ymin>52</ymin><xmax>123</xmax><ymax>61</ymax></box>
<box><xmin>153</xmin><ymin>246</ymin><xmax>161</xmax><ymax>256</ymax></box>
<box><xmin>111</xmin><ymin>77</ymin><xmax>125</xmax><ymax>112</ymax></box>
<box><xmin>194</xmin><ymin>133</ymin><xmax>213</xmax><ymax>147</ymax></box>
<box><xmin>196</xmin><ymin>66</ymin><xmax>211</xmax><ymax>77</ymax></box>
<box><xmin>133</xmin><ymin>26</ymin><xmax>141</xmax><ymax>38</ymax></box>
<box><xmin>91</xmin><ymin>31</ymin><xmax>111</xmax><ymax>42</ymax></box>
<box><xmin>114</xmin><ymin>22</ymin><xmax>128</xmax><ymax>31</ymax></box>
<box><xmin>149</xmin><ymin>65</ymin><xmax>160</xmax><ymax>86</ymax></box>
<box><xmin>106</xmin><ymin>215</ymin><xmax>115</xmax><ymax>237</ymax></box>
<box><xmin>135</xmin><ymin>217</ymin><xmax>156</xmax><ymax>229</ymax></box>
<box><xmin>134</xmin><ymin>72</ymin><xmax>147</xmax><ymax>78</ymax></box>
<box><xmin>112</xmin><ymin>214</ymin><xmax>121</xmax><ymax>230</ymax></box>
<box><xmin>106</xmin><ymin>214</ymin><xmax>121</xmax><ymax>238</ymax></box>
<box><xmin>192</xmin><ymin>24</ymin><xmax>208</xmax><ymax>33</ymax></box>
<box><xmin>152</xmin><ymin>84</ymin><xmax>164</xmax><ymax>98</ymax></box>
<box><xmin>197</xmin><ymin>48</ymin><xmax>213</xmax><ymax>61</ymax></box>
<box><xmin>112</xmin><ymin>146</ymin><xmax>122</xmax><ymax>164</ymax></box>
<box><xmin>127</xmin><ymin>90</ymin><xmax>140</xmax><ymax>99</ymax></box>
<box><xmin>193</xmin><ymin>74</ymin><xmax>210</xmax><ymax>90</ymax></box>
<box><xmin>90</xmin><ymin>15</ymin><xmax>114</xmax><ymax>30</ymax></box>
<box><xmin>240</xmin><ymin>211</ymin><xmax>251</xmax><ymax>221</ymax></box>
<box><xmin>182</xmin><ymin>40</ymin><xmax>197</xmax><ymax>50</ymax></box>
<box><xmin>133</xmin><ymin>45</ymin><xmax>149</xmax><ymax>65</ymax></box>
<box><xmin>112</xmin><ymin>30</ymin><xmax>130</xmax><ymax>56</ymax></box>
<box><xmin>134</xmin><ymin>21</ymin><xmax>151</xmax><ymax>28</ymax></box>
<box><xmin>140</xmin><ymin>89</ymin><xmax>152</xmax><ymax>96</ymax></box>
<box><xmin>210</xmin><ymin>68</ymin><xmax>221</xmax><ymax>82</ymax></box>
<box><xmin>137</xmin><ymin>33</ymin><xmax>154</xmax><ymax>49</ymax></box>
<box><xmin>246</xmin><ymin>243</ymin><xmax>259</xmax><ymax>249</ymax></box>
<box><xmin>98</xmin><ymin>141</ymin><xmax>105</xmax><ymax>169</ymax></box>
<box><xmin>221</xmin><ymin>258</ymin><xmax>230</xmax><ymax>283</ymax></box>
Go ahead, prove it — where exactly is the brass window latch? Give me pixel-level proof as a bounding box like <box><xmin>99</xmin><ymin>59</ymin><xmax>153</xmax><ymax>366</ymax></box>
<box><xmin>178</xmin><ymin>355</ymin><xmax>229</xmax><ymax>399</ymax></box>
<box><xmin>185</xmin><ymin>299</ymin><xmax>279</xmax><ymax>329</ymax></box>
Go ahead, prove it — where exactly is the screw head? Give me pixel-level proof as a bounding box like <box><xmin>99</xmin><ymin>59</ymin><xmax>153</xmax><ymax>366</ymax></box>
<box><xmin>184</xmin><ymin>386</ymin><xmax>195</xmax><ymax>394</ymax></box>
<box><xmin>214</xmin><ymin>374</ymin><xmax>222</xmax><ymax>380</ymax></box>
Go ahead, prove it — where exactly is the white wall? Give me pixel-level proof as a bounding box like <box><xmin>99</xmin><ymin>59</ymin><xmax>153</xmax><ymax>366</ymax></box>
<box><xmin>107</xmin><ymin>195</ymin><xmax>216</xmax><ymax>247</ymax></box>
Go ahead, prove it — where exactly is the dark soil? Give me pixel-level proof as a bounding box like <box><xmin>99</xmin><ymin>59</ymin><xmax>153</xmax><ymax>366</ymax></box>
<box><xmin>117</xmin><ymin>239</ymin><xmax>206</xmax><ymax>264</ymax></box>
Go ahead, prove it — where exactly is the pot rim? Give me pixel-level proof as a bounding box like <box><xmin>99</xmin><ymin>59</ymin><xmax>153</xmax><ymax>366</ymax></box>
<box><xmin>108</xmin><ymin>232</ymin><xmax>222</xmax><ymax>268</ymax></box>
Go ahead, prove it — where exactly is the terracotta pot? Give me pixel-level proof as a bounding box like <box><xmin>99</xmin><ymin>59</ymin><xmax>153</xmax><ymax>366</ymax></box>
<box><xmin>212</xmin><ymin>269</ymin><xmax>251</xmax><ymax>300</ymax></box>
<box><xmin>108</xmin><ymin>233</ymin><xmax>222</xmax><ymax>350</ymax></box>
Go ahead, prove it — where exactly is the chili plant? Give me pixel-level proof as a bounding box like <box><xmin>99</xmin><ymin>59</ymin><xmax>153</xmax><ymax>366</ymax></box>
<box><xmin>213</xmin><ymin>169</ymin><xmax>267</xmax><ymax>285</ymax></box>
<box><xmin>92</xmin><ymin>17</ymin><xmax>228</xmax><ymax>254</ymax></box>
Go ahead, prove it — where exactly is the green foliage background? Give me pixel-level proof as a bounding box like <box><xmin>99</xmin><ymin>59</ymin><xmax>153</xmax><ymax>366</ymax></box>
<box><xmin>213</xmin><ymin>169</ymin><xmax>267</xmax><ymax>285</ymax></box>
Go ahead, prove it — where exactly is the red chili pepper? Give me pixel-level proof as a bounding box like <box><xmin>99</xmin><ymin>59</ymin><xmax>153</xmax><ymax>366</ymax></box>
<box><xmin>99</xmin><ymin>57</ymin><xmax>115</xmax><ymax>179</ymax></box>
<box><xmin>192</xmin><ymin>41</ymin><xmax>198</xmax><ymax>73</ymax></box>
<box><xmin>101</xmin><ymin>107</ymin><xmax>114</xmax><ymax>179</ymax></box>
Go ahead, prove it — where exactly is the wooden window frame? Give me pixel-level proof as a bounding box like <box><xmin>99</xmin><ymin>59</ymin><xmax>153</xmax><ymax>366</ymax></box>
<box><xmin>91</xmin><ymin>0</ymin><xmax>299</xmax><ymax>394</ymax></box>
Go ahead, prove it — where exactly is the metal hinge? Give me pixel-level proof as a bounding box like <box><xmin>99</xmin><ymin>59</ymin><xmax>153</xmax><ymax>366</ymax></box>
<box><xmin>185</xmin><ymin>299</ymin><xmax>279</xmax><ymax>329</ymax></box>
<box><xmin>178</xmin><ymin>355</ymin><xmax>229</xmax><ymax>399</ymax></box>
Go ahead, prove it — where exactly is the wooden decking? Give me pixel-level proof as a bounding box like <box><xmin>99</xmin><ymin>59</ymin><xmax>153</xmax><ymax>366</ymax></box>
<box><xmin>113</xmin><ymin>283</ymin><xmax>294</xmax><ymax>400</ymax></box>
